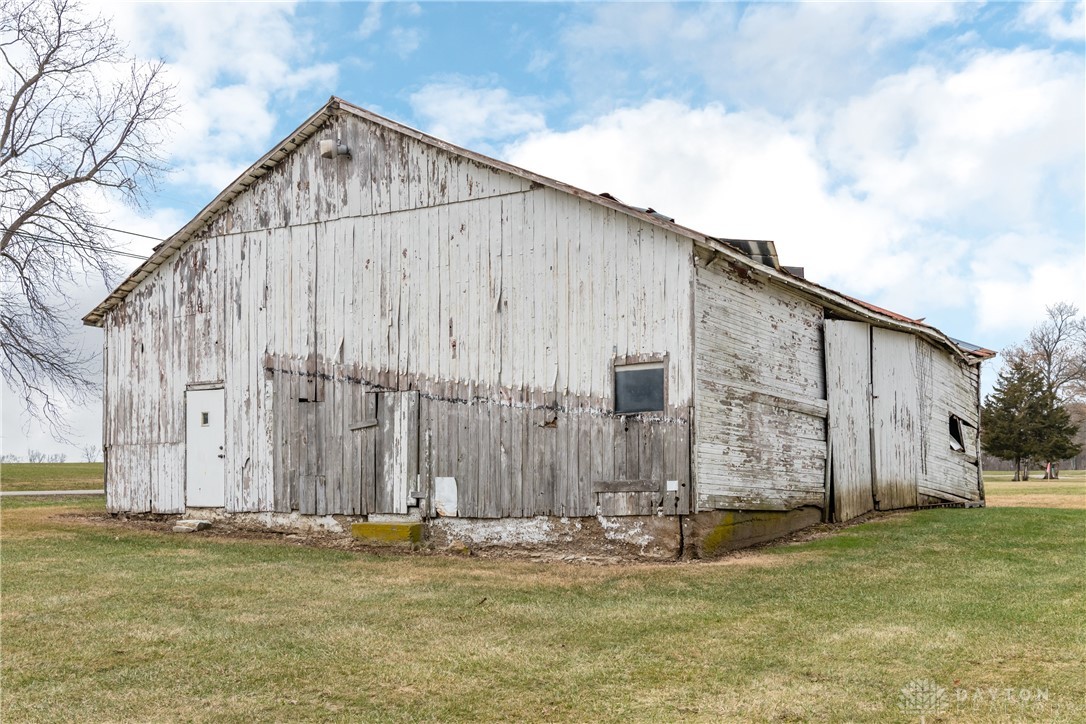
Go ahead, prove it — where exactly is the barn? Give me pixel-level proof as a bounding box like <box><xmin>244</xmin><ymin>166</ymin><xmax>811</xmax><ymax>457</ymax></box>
<box><xmin>84</xmin><ymin>97</ymin><xmax>995</xmax><ymax>557</ymax></box>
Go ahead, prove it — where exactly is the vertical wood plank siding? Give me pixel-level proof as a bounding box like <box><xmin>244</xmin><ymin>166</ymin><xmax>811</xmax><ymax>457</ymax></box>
<box><xmin>871</xmin><ymin>328</ymin><xmax>922</xmax><ymax>510</ymax></box>
<box><xmin>823</xmin><ymin>323</ymin><xmax>983</xmax><ymax>519</ymax></box>
<box><xmin>102</xmin><ymin>110</ymin><xmax>694</xmax><ymax>517</ymax></box>
<box><xmin>824</xmin><ymin>320</ymin><xmax>875</xmax><ymax>522</ymax></box>
<box><xmin>692</xmin><ymin>253</ymin><xmax>827</xmax><ymax>512</ymax></box>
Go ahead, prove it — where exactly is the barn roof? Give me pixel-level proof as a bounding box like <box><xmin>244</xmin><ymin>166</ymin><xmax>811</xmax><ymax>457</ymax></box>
<box><xmin>83</xmin><ymin>96</ymin><xmax>994</xmax><ymax>363</ymax></box>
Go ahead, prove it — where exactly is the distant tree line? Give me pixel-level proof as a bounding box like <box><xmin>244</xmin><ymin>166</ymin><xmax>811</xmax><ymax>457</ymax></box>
<box><xmin>982</xmin><ymin>303</ymin><xmax>1085</xmax><ymax>480</ymax></box>
<box><xmin>0</xmin><ymin>445</ymin><xmax>100</xmax><ymax>463</ymax></box>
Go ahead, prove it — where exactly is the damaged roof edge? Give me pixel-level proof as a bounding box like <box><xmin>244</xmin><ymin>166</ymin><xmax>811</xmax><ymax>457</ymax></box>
<box><xmin>82</xmin><ymin>96</ymin><xmax>991</xmax><ymax>364</ymax></box>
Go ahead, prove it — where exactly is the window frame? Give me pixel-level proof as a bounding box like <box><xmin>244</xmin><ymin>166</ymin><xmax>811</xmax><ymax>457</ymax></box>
<box><xmin>948</xmin><ymin>413</ymin><xmax>971</xmax><ymax>453</ymax></box>
<box><xmin>612</xmin><ymin>354</ymin><xmax>668</xmax><ymax>415</ymax></box>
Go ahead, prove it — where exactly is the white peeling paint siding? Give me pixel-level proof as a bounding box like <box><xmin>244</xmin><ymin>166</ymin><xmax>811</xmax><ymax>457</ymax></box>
<box><xmin>871</xmin><ymin>328</ymin><xmax>921</xmax><ymax>510</ymax></box>
<box><xmin>692</xmin><ymin>253</ymin><xmax>827</xmax><ymax>512</ymax></box>
<box><xmin>101</xmin><ymin>242</ymin><xmax>222</xmax><ymax>513</ymax></box>
<box><xmin>917</xmin><ymin>342</ymin><xmax>983</xmax><ymax>502</ymax></box>
<box><xmin>101</xmin><ymin>109</ymin><xmax>695</xmax><ymax>517</ymax></box>
<box><xmin>821</xmin><ymin>322</ymin><xmax>982</xmax><ymax>518</ymax></box>
<box><xmin>824</xmin><ymin>320</ymin><xmax>875</xmax><ymax>521</ymax></box>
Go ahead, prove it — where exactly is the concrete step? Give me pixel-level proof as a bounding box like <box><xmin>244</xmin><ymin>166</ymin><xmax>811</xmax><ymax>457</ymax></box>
<box><xmin>172</xmin><ymin>519</ymin><xmax>212</xmax><ymax>533</ymax></box>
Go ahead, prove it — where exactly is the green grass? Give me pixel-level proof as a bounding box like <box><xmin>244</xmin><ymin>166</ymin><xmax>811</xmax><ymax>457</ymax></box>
<box><xmin>2</xmin><ymin>498</ymin><xmax>1082</xmax><ymax>722</ymax></box>
<box><xmin>0</xmin><ymin>463</ymin><xmax>104</xmax><ymax>492</ymax></box>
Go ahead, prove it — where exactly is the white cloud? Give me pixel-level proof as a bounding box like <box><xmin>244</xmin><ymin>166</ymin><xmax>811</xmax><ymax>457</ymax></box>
<box><xmin>503</xmin><ymin>44</ymin><xmax>1084</xmax><ymax>337</ymax></box>
<box><xmin>353</xmin><ymin>2</ymin><xmax>424</xmax><ymax>60</ymax></box>
<box><xmin>503</xmin><ymin>99</ymin><xmax>906</xmax><ymax>293</ymax></box>
<box><xmin>410</xmin><ymin>80</ymin><xmax>547</xmax><ymax>151</ymax></box>
<box><xmin>560</xmin><ymin>3</ymin><xmax>973</xmax><ymax>112</ymax></box>
<box><xmin>972</xmin><ymin>245</ymin><xmax>1086</xmax><ymax>334</ymax></box>
<box><xmin>526</xmin><ymin>49</ymin><xmax>554</xmax><ymax>74</ymax></box>
<box><xmin>1017</xmin><ymin>0</ymin><xmax>1085</xmax><ymax>41</ymax></box>
<box><xmin>389</xmin><ymin>26</ymin><xmax>421</xmax><ymax>59</ymax></box>
<box><xmin>825</xmin><ymin>49</ymin><xmax>1085</xmax><ymax>228</ymax></box>
<box><xmin>100</xmin><ymin>2</ymin><xmax>338</xmax><ymax>194</ymax></box>
<box><xmin>358</xmin><ymin>1</ymin><xmax>383</xmax><ymax>39</ymax></box>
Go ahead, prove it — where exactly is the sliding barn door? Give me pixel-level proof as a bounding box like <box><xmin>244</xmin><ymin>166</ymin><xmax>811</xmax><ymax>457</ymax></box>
<box><xmin>824</xmin><ymin>321</ymin><xmax>875</xmax><ymax>522</ymax></box>
<box><xmin>825</xmin><ymin>322</ymin><xmax>923</xmax><ymax>518</ymax></box>
<box><xmin>871</xmin><ymin>328</ymin><xmax>920</xmax><ymax>510</ymax></box>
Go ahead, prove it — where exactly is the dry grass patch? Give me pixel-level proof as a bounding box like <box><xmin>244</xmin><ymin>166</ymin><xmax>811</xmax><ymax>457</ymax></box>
<box><xmin>986</xmin><ymin>494</ymin><xmax>1085</xmax><ymax>509</ymax></box>
<box><xmin>2</xmin><ymin>498</ymin><xmax>1083</xmax><ymax>722</ymax></box>
<box><xmin>984</xmin><ymin>473</ymin><xmax>1086</xmax><ymax>509</ymax></box>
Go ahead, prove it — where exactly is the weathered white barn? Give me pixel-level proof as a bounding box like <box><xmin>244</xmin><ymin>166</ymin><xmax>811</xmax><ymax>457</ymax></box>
<box><xmin>84</xmin><ymin>97</ymin><xmax>995</xmax><ymax>557</ymax></box>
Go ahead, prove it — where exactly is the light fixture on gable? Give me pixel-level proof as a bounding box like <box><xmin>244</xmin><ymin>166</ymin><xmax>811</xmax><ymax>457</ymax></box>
<box><xmin>319</xmin><ymin>138</ymin><xmax>351</xmax><ymax>160</ymax></box>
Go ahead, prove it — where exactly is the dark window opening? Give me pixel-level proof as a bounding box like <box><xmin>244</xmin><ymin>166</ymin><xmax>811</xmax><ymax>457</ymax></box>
<box><xmin>200</xmin><ymin>411</ymin><xmax>210</xmax><ymax>427</ymax></box>
<box><xmin>615</xmin><ymin>363</ymin><xmax>665</xmax><ymax>414</ymax></box>
<box><xmin>949</xmin><ymin>414</ymin><xmax>965</xmax><ymax>452</ymax></box>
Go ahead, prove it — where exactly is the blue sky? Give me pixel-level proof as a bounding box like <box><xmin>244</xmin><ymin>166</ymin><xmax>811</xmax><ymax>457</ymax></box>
<box><xmin>4</xmin><ymin>0</ymin><xmax>1085</xmax><ymax>457</ymax></box>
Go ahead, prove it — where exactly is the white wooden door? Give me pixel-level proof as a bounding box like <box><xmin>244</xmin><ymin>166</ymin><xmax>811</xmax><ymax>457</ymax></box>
<box><xmin>186</xmin><ymin>388</ymin><xmax>225</xmax><ymax>507</ymax></box>
<box><xmin>824</xmin><ymin>320</ymin><xmax>875</xmax><ymax>522</ymax></box>
<box><xmin>871</xmin><ymin>328</ymin><xmax>920</xmax><ymax>510</ymax></box>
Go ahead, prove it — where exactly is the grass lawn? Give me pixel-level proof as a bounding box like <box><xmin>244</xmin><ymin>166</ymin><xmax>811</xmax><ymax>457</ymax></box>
<box><xmin>2</xmin><ymin>497</ymin><xmax>1082</xmax><ymax>722</ymax></box>
<box><xmin>0</xmin><ymin>463</ymin><xmax>104</xmax><ymax>492</ymax></box>
<box><xmin>983</xmin><ymin>469</ymin><xmax>1086</xmax><ymax>510</ymax></box>
<box><xmin>984</xmin><ymin>468</ymin><xmax>1086</xmax><ymax>484</ymax></box>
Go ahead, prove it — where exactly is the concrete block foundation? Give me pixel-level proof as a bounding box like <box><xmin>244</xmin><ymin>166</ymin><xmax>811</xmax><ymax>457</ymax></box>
<box><xmin>684</xmin><ymin>507</ymin><xmax>823</xmax><ymax>558</ymax></box>
<box><xmin>168</xmin><ymin>506</ymin><xmax>825</xmax><ymax>559</ymax></box>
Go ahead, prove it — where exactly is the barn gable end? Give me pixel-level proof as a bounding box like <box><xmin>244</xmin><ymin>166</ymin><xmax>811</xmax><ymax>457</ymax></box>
<box><xmin>98</xmin><ymin>103</ymin><xmax>697</xmax><ymax>524</ymax></box>
<box><xmin>90</xmin><ymin>97</ymin><xmax>992</xmax><ymax>556</ymax></box>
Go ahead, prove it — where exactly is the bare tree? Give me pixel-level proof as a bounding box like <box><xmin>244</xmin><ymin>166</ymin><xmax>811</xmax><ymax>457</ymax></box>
<box><xmin>1</xmin><ymin>0</ymin><xmax>175</xmax><ymax>438</ymax></box>
<box><xmin>0</xmin><ymin>453</ymin><xmax>19</xmax><ymax>462</ymax></box>
<box><xmin>80</xmin><ymin>443</ymin><xmax>98</xmax><ymax>462</ymax></box>
<box><xmin>26</xmin><ymin>448</ymin><xmax>44</xmax><ymax>463</ymax></box>
<box><xmin>1004</xmin><ymin>303</ymin><xmax>1086</xmax><ymax>404</ymax></box>
<box><xmin>1002</xmin><ymin>302</ymin><xmax>1086</xmax><ymax>478</ymax></box>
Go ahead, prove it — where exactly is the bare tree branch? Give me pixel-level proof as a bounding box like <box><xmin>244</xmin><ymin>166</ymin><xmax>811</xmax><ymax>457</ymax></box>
<box><xmin>0</xmin><ymin>0</ymin><xmax>176</xmax><ymax>439</ymax></box>
<box><xmin>1003</xmin><ymin>302</ymin><xmax>1086</xmax><ymax>405</ymax></box>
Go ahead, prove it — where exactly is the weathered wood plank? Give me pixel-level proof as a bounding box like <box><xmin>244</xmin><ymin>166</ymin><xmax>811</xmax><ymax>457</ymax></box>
<box><xmin>824</xmin><ymin>320</ymin><xmax>875</xmax><ymax>522</ymax></box>
<box><xmin>592</xmin><ymin>479</ymin><xmax>660</xmax><ymax>493</ymax></box>
<box><xmin>361</xmin><ymin>392</ymin><xmax>377</xmax><ymax>513</ymax></box>
<box><xmin>871</xmin><ymin>327</ymin><xmax>920</xmax><ymax>510</ymax></box>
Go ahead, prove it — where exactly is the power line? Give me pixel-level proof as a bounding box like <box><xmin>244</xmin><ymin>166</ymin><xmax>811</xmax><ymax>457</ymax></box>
<box><xmin>0</xmin><ymin>206</ymin><xmax>166</xmax><ymax>242</ymax></box>
<box><xmin>84</xmin><ymin>222</ymin><xmax>165</xmax><ymax>241</ymax></box>
<box><xmin>0</xmin><ymin>227</ymin><xmax>148</xmax><ymax>261</ymax></box>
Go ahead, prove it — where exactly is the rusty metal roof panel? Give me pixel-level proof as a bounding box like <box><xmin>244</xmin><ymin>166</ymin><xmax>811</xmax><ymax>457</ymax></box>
<box><xmin>948</xmin><ymin>337</ymin><xmax>998</xmax><ymax>359</ymax></box>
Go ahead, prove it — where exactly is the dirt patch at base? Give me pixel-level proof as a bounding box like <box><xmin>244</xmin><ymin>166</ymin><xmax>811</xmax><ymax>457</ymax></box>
<box><xmin>54</xmin><ymin>507</ymin><xmax>915</xmax><ymax>566</ymax></box>
<box><xmin>984</xmin><ymin>494</ymin><xmax>1085</xmax><ymax>510</ymax></box>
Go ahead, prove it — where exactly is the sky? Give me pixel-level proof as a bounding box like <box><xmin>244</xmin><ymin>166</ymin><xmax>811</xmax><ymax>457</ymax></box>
<box><xmin>3</xmin><ymin>0</ymin><xmax>1085</xmax><ymax>460</ymax></box>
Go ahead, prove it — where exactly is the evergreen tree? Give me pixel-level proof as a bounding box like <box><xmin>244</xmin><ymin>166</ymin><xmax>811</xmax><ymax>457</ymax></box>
<box><xmin>1034</xmin><ymin>399</ymin><xmax>1081</xmax><ymax>476</ymax></box>
<box><xmin>982</xmin><ymin>361</ymin><xmax>1082</xmax><ymax>480</ymax></box>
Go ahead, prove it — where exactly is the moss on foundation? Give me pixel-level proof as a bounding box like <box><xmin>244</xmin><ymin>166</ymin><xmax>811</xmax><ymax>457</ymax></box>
<box><xmin>691</xmin><ymin>507</ymin><xmax>822</xmax><ymax>557</ymax></box>
<box><xmin>351</xmin><ymin>521</ymin><xmax>422</xmax><ymax>544</ymax></box>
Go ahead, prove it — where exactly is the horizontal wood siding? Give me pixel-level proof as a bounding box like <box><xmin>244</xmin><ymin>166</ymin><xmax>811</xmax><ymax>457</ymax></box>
<box><xmin>102</xmin><ymin>109</ymin><xmax>695</xmax><ymax>516</ymax></box>
<box><xmin>917</xmin><ymin>343</ymin><xmax>983</xmax><ymax>502</ymax></box>
<box><xmin>693</xmin><ymin>254</ymin><xmax>827</xmax><ymax>512</ymax></box>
